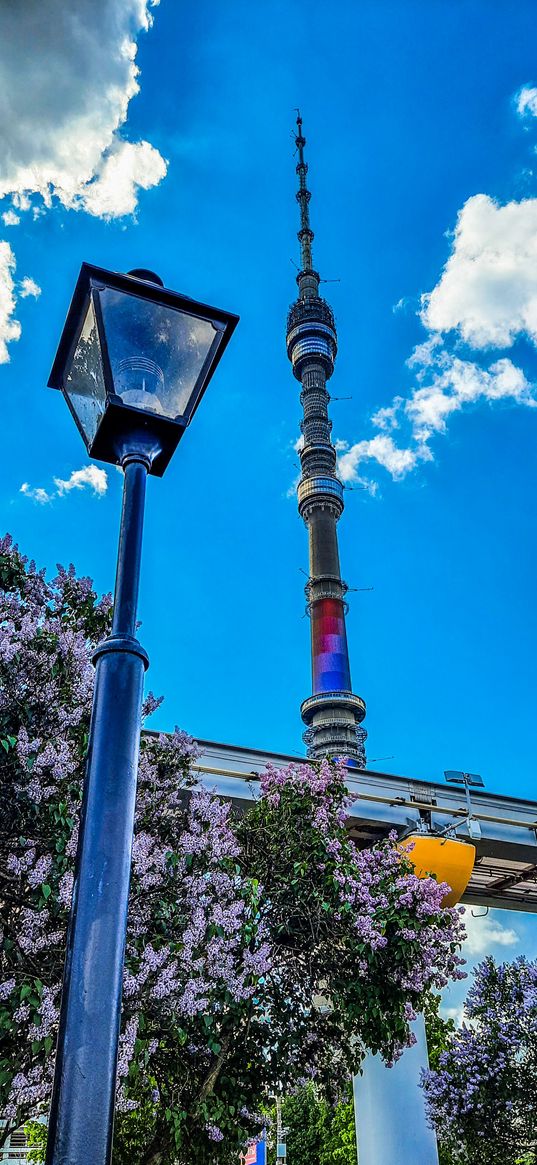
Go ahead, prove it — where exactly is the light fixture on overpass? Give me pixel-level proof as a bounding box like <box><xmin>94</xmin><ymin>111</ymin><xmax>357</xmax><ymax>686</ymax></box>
<box><xmin>444</xmin><ymin>769</ymin><xmax>484</xmax><ymax>839</ymax></box>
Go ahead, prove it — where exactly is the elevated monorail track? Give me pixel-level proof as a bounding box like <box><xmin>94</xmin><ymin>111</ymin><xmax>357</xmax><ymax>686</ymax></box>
<box><xmin>187</xmin><ymin>738</ymin><xmax>537</xmax><ymax>913</ymax></box>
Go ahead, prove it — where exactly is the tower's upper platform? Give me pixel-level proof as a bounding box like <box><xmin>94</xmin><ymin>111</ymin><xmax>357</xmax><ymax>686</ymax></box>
<box><xmin>286</xmin><ymin>295</ymin><xmax>337</xmax><ymax>380</ymax></box>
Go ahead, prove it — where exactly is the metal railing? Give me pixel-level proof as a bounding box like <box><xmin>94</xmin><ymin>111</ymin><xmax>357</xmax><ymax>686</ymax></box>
<box><xmin>191</xmin><ymin>762</ymin><xmax>537</xmax><ymax>833</ymax></box>
<box><xmin>0</xmin><ymin>1127</ymin><xmax>29</xmax><ymax>1162</ymax></box>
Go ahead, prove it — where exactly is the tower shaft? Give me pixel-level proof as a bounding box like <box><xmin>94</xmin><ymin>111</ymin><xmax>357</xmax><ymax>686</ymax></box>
<box><xmin>286</xmin><ymin>114</ymin><xmax>366</xmax><ymax>765</ymax></box>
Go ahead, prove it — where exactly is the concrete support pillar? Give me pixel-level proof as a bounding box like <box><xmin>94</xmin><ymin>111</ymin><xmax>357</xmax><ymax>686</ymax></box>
<box><xmin>353</xmin><ymin>1014</ymin><xmax>438</xmax><ymax>1165</ymax></box>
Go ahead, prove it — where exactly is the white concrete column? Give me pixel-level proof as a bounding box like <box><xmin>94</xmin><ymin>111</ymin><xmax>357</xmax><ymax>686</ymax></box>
<box><xmin>353</xmin><ymin>1014</ymin><xmax>438</xmax><ymax>1164</ymax></box>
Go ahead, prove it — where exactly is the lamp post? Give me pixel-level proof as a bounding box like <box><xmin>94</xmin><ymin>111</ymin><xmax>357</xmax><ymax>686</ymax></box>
<box><xmin>45</xmin><ymin>264</ymin><xmax>238</xmax><ymax>1165</ymax></box>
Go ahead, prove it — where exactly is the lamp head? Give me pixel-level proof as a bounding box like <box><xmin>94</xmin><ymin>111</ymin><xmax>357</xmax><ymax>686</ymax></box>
<box><xmin>49</xmin><ymin>263</ymin><xmax>239</xmax><ymax>475</ymax></box>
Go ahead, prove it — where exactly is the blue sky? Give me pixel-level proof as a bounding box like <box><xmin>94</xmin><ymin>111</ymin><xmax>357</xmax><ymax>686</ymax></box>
<box><xmin>1</xmin><ymin>0</ymin><xmax>537</xmax><ymax>978</ymax></box>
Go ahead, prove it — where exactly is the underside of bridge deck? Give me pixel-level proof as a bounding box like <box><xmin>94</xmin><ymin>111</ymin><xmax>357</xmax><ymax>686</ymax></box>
<box><xmin>179</xmin><ymin>737</ymin><xmax>537</xmax><ymax>913</ymax></box>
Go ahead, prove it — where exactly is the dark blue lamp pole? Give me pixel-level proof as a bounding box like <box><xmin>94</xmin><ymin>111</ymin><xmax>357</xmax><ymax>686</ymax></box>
<box><xmin>44</xmin><ymin>451</ymin><xmax>150</xmax><ymax>1165</ymax></box>
<box><xmin>45</xmin><ymin>265</ymin><xmax>238</xmax><ymax>1165</ymax></box>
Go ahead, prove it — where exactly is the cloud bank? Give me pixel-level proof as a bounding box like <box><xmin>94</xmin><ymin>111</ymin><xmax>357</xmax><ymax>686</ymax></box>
<box><xmin>0</xmin><ymin>0</ymin><xmax>166</xmax><ymax>222</ymax></box>
<box><xmin>422</xmin><ymin>194</ymin><xmax>537</xmax><ymax>348</ymax></box>
<box><xmin>336</xmin><ymin>88</ymin><xmax>537</xmax><ymax>492</ymax></box>
<box><xmin>461</xmin><ymin>907</ymin><xmax>519</xmax><ymax>957</ymax></box>
<box><xmin>21</xmin><ymin>466</ymin><xmax>108</xmax><ymax>504</ymax></box>
<box><xmin>0</xmin><ymin>0</ymin><xmax>166</xmax><ymax>362</ymax></box>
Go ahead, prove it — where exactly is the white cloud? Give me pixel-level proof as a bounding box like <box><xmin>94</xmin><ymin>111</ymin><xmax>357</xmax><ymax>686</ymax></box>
<box><xmin>337</xmin><ymin>433</ymin><xmax>426</xmax><ymax>483</ymax></box>
<box><xmin>21</xmin><ymin>465</ymin><xmax>108</xmax><ymax>503</ymax></box>
<box><xmin>0</xmin><ymin>242</ymin><xmax>21</xmax><ymax>363</ymax></box>
<box><xmin>0</xmin><ymin>0</ymin><xmax>166</xmax><ymax>361</ymax></box>
<box><xmin>406</xmin><ymin>335</ymin><xmax>443</xmax><ymax>371</ymax></box>
<box><xmin>517</xmin><ymin>85</ymin><xmax>537</xmax><ymax>118</ymax></box>
<box><xmin>19</xmin><ymin>276</ymin><xmax>41</xmax><ymax>299</ymax></box>
<box><xmin>13</xmin><ymin>195</ymin><xmax>31</xmax><ymax>212</ymax></box>
<box><xmin>286</xmin><ymin>475</ymin><xmax>300</xmax><ymax>500</ymax></box>
<box><xmin>0</xmin><ymin>0</ymin><xmax>166</xmax><ymax>222</ymax></box>
<box><xmin>54</xmin><ymin>466</ymin><xmax>108</xmax><ymax>497</ymax></box>
<box><xmin>337</xmin><ymin>350</ymin><xmax>535</xmax><ymax>490</ymax></box>
<box><xmin>0</xmin><ymin>243</ymin><xmax>42</xmax><ymax>364</ymax></box>
<box><xmin>79</xmin><ymin>139</ymin><xmax>167</xmax><ymax>220</ymax></box>
<box><xmin>20</xmin><ymin>483</ymin><xmax>52</xmax><ymax>504</ymax></box>
<box><xmin>440</xmin><ymin>1004</ymin><xmax>465</xmax><ymax>1028</ymax></box>
<box><xmin>406</xmin><ymin>355</ymin><xmax>534</xmax><ymax>444</ymax></box>
<box><xmin>460</xmin><ymin>907</ymin><xmax>519</xmax><ymax>957</ymax></box>
<box><xmin>371</xmin><ymin>399</ymin><xmax>403</xmax><ymax>431</ymax></box>
<box><xmin>421</xmin><ymin>194</ymin><xmax>537</xmax><ymax>349</ymax></box>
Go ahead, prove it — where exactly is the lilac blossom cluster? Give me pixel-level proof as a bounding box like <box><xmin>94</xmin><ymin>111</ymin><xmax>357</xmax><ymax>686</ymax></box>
<box><xmin>0</xmin><ymin>539</ymin><xmax>113</xmax><ymax>1122</ymax></box>
<box><xmin>253</xmin><ymin>759</ymin><xmax>466</xmax><ymax>1074</ymax></box>
<box><xmin>205</xmin><ymin>1123</ymin><xmax>224</xmax><ymax>1142</ymax></box>
<box><xmin>260</xmin><ymin>760</ymin><xmax>466</xmax><ymax>995</ymax></box>
<box><xmin>421</xmin><ymin>956</ymin><xmax>537</xmax><ymax>1163</ymax></box>
<box><xmin>0</xmin><ymin>529</ymin><xmax>272</xmax><ymax>1139</ymax></box>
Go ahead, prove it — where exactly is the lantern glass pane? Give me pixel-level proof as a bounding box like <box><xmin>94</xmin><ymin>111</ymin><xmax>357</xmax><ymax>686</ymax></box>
<box><xmin>64</xmin><ymin>298</ymin><xmax>107</xmax><ymax>443</ymax></box>
<box><xmin>98</xmin><ymin>286</ymin><xmax>218</xmax><ymax>421</ymax></box>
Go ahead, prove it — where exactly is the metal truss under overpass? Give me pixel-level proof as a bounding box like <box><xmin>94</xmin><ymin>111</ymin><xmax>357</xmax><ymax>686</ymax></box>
<box><xmin>176</xmin><ymin>737</ymin><xmax>537</xmax><ymax>914</ymax></box>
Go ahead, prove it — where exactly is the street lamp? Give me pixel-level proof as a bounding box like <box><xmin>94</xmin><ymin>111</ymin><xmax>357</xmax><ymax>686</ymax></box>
<box><xmin>45</xmin><ymin>264</ymin><xmax>238</xmax><ymax>1165</ymax></box>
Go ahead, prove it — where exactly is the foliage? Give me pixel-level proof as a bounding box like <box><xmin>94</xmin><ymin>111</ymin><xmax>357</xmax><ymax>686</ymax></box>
<box><xmin>241</xmin><ymin>762</ymin><xmax>466</xmax><ymax>1090</ymax></box>
<box><xmin>0</xmin><ymin>535</ymin><xmax>466</xmax><ymax>1165</ymax></box>
<box><xmin>424</xmin><ymin>992</ymin><xmax>456</xmax><ymax>1073</ymax></box>
<box><xmin>275</xmin><ymin>1084</ymin><xmax>330</xmax><ymax>1165</ymax></box>
<box><xmin>267</xmin><ymin>1082</ymin><xmax>356</xmax><ymax>1165</ymax></box>
<box><xmin>275</xmin><ymin>1000</ymin><xmax>460</xmax><ymax>1165</ymax></box>
<box><xmin>319</xmin><ymin>1082</ymin><xmax>357</xmax><ymax>1165</ymax></box>
<box><xmin>423</xmin><ymin>994</ymin><xmax>457</xmax><ymax>1165</ymax></box>
<box><xmin>24</xmin><ymin>1119</ymin><xmax>47</xmax><ymax>1163</ymax></box>
<box><xmin>422</xmin><ymin>956</ymin><xmax>537</xmax><ymax>1165</ymax></box>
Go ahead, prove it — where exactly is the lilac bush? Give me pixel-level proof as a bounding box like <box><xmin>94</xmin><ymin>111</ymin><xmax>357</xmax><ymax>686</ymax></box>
<box><xmin>0</xmin><ymin>536</ymin><xmax>466</xmax><ymax>1165</ymax></box>
<box><xmin>422</xmin><ymin>956</ymin><xmax>537</xmax><ymax>1164</ymax></box>
<box><xmin>244</xmin><ymin>762</ymin><xmax>466</xmax><ymax>1090</ymax></box>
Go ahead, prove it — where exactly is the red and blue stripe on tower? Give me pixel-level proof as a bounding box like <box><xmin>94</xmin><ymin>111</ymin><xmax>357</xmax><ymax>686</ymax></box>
<box><xmin>311</xmin><ymin>596</ymin><xmax>352</xmax><ymax>694</ymax></box>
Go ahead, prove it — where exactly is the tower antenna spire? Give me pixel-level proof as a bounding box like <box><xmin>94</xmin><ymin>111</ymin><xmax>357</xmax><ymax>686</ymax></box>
<box><xmin>294</xmin><ymin>110</ymin><xmax>316</xmax><ymax>286</ymax></box>
<box><xmin>286</xmin><ymin>112</ymin><xmax>367</xmax><ymax>766</ymax></box>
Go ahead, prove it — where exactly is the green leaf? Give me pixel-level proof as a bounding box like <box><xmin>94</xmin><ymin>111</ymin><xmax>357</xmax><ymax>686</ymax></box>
<box><xmin>41</xmin><ymin>884</ymin><xmax>52</xmax><ymax>900</ymax></box>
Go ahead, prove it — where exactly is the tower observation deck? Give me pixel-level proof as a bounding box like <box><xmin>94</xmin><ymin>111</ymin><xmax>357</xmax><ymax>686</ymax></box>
<box><xmin>286</xmin><ymin>113</ymin><xmax>366</xmax><ymax>765</ymax></box>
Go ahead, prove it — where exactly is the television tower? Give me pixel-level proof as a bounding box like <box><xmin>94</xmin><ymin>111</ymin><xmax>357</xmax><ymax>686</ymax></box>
<box><xmin>286</xmin><ymin>113</ymin><xmax>367</xmax><ymax>765</ymax></box>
